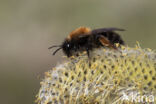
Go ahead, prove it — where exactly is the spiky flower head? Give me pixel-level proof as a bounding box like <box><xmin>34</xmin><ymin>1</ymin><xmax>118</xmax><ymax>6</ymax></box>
<box><xmin>36</xmin><ymin>44</ymin><xmax>156</xmax><ymax>104</ymax></box>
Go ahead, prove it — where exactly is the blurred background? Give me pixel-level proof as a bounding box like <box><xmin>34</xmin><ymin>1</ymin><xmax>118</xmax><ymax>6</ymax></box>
<box><xmin>0</xmin><ymin>0</ymin><xmax>156</xmax><ymax>104</ymax></box>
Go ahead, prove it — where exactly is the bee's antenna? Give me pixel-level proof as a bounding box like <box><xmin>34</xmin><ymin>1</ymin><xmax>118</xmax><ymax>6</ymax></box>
<box><xmin>48</xmin><ymin>45</ymin><xmax>61</xmax><ymax>49</ymax></box>
<box><xmin>53</xmin><ymin>47</ymin><xmax>62</xmax><ymax>55</ymax></box>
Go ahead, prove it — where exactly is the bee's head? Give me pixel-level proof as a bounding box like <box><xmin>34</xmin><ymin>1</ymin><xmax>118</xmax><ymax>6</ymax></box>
<box><xmin>48</xmin><ymin>40</ymin><xmax>75</xmax><ymax>57</ymax></box>
<box><xmin>62</xmin><ymin>40</ymin><xmax>74</xmax><ymax>57</ymax></box>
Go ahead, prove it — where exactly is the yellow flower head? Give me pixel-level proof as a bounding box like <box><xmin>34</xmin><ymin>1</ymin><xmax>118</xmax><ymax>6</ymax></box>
<box><xmin>36</xmin><ymin>44</ymin><xmax>156</xmax><ymax>104</ymax></box>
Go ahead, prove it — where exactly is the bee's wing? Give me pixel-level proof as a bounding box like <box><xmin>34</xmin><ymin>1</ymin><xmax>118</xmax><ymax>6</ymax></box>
<box><xmin>99</xmin><ymin>36</ymin><xmax>117</xmax><ymax>49</ymax></box>
<box><xmin>92</xmin><ymin>28</ymin><xmax>125</xmax><ymax>34</ymax></box>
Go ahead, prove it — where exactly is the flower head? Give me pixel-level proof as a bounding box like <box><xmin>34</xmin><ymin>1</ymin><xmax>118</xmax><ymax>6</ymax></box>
<box><xmin>36</xmin><ymin>44</ymin><xmax>156</xmax><ymax>104</ymax></box>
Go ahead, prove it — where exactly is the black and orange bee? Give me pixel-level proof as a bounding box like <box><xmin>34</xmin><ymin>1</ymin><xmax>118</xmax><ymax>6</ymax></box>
<box><xmin>49</xmin><ymin>27</ymin><xmax>125</xmax><ymax>57</ymax></box>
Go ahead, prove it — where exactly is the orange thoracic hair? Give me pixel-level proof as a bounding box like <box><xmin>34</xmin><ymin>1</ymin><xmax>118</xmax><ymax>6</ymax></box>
<box><xmin>67</xmin><ymin>27</ymin><xmax>91</xmax><ymax>40</ymax></box>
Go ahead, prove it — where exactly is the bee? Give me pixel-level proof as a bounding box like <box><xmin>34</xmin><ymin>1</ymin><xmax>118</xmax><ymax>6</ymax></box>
<box><xmin>49</xmin><ymin>27</ymin><xmax>125</xmax><ymax>57</ymax></box>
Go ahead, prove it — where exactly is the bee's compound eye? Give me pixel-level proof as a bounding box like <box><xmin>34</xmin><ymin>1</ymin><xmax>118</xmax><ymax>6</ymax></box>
<box><xmin>67</xmin><ymin>44</ymin><xmax>70</xmax><ymax>47</ymax></box>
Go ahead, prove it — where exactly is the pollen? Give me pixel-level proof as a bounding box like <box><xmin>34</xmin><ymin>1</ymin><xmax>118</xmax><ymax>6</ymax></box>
<box><xmin>36</xmin><ymin>44</ymin><xmax>156</xmax><ymax>104</ymax></box>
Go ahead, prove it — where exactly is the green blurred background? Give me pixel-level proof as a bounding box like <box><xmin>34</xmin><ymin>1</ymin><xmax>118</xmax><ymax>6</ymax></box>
<box><xmin>0</xmin><ymin>0</ymin><xmax>156</xmax><ymax>104</ymax></box>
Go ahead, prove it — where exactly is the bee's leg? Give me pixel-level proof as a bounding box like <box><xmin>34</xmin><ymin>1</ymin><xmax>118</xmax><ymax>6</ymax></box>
<box><xmin>67</xmin><ymin>54</ymin><xmax>70</xmax><ymax>57</ymax></box>
<box><xmin>86</xmin><ymin>48</ymin><xmax>93</xmax><ymax>66</ymax></box>
<box><xmin>86</xmin><ymin>48</ymin><xmax>90</xmax><ymax>57</ymax></box>
<box><xmin>99</xmin><ymin>35</ymin><xmax>117</xmax><ymax>49</ymax></box>
<box><xmin>66</xmin><ymin>51</ymin><xmax>71</xmax><ymax>57</ymax></box>
<box><xmin>74</xmin><ymin>47</ymin><xmax>79</xmax><ymax>56</ymax></box>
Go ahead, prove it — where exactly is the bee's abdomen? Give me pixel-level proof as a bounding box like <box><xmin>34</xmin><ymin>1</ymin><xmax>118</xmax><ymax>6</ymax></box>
<box><xmin>101</xmin><ymin>32</ymin><xmax>125</xmax><ymax>45</ymax></box>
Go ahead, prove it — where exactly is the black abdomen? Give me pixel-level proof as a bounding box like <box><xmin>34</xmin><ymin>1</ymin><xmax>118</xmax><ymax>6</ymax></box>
<box><xmin>101</xmin><ymin>32</ymin><xmax>124</xmax><ymax>45</ymax></box>
<box><xmin>91</xmin><ymin>28</ymin><xmax>125</xmax><ymax>45</ymax></box>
